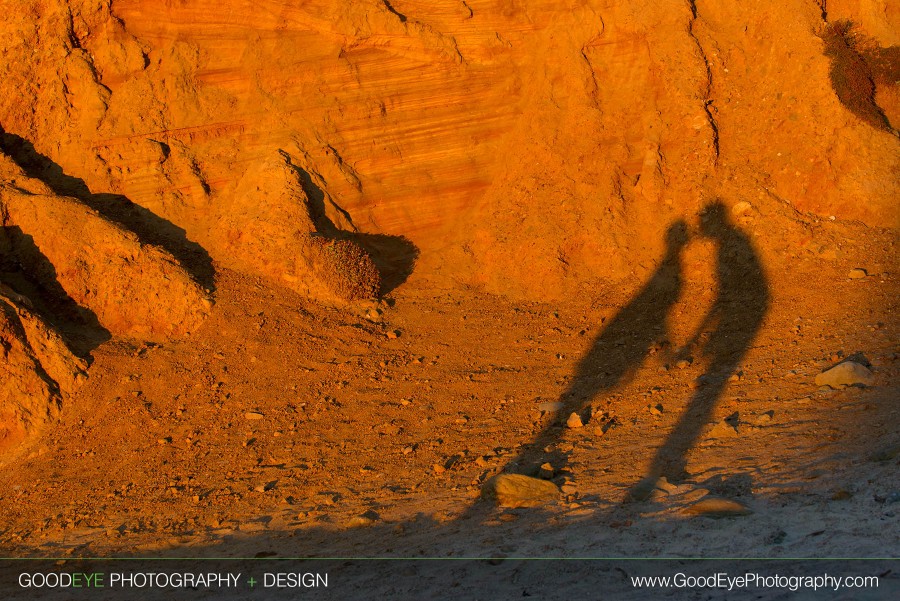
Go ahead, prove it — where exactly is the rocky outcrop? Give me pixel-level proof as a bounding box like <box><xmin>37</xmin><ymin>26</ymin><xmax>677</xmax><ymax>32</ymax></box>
<box><xmin>0</xmin><ymin>149</ymin><xmax>213</xmax><ymax>451</ymax></box>
<box><xmin>215</xmin><ymin>155</ymin><xmax>380</xmax><ymax>302</ymax></box>
<box><xmin>0</xmin><ymin>286</ymin><xmax>86</xmax><ymax>453</ymax></box>
<box><xmin>0</xmin><ymin>164</ymin><xmax>213</xmax><ymax>341</ymax></box>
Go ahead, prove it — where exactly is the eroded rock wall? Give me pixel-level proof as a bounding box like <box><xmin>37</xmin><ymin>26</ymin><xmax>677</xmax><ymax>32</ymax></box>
<box><xmin>0</xmin><ymin>0</ymin><xmax>895</xmax><ymax>300</ymax></box>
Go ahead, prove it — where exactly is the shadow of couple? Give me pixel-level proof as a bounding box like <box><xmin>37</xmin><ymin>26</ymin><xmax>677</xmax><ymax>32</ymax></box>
<box><xmin>504</xmin><ymin>200</ymin><xmax>769</xmax><ymax>501</ymax></box>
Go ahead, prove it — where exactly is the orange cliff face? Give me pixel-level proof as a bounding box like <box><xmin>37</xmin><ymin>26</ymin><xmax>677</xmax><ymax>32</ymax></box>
<box><xmin>0</xmin><ymin>0</ymin><xmax>896</xmax><ymax>301</ymax></box>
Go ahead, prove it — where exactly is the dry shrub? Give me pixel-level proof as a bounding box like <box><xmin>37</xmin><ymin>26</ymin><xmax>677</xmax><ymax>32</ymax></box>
<box><xmin>820</xmin><ymin>20</ymin><xmax>893</xmax><ymax>130</ymax></box>
<box><xmin>311</xmin><ymin>237</ymin><xmax>380</xmax><ymax>301</ymax></box>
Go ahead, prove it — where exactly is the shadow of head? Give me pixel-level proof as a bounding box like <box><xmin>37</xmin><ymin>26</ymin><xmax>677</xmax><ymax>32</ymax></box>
<box><xmin>666</xmin><ymin>219</ymin><xmax>690</xmax><ymax>247</ymax></box>
<box><xmin>698</xmin><ymin>201</ymin><xmax>731</xmax><ymax>237</ymax></box>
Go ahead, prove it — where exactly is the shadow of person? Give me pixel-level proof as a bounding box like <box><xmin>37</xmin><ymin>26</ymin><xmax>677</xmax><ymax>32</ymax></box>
<box><xmin>501</xmin><ymin>220</ymin><xmax>690</xmax><ymax>476</ymax></box>
<box><xmin>629</xmin><ymin>201</ymin><xmax>769</xmax><ymax>499</ymax></box>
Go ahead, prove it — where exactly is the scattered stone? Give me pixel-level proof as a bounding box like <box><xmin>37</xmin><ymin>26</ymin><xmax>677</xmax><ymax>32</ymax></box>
<box><xmin>683</xmin><ymin>497</ymin><xmax>752</xmax><ymax>517</ymax></box>
<box><xmin>629</xmin><ymin>476</ymin><xmax>679</xmax><ymax>501</ymax></box>
<box><xmin>560</xmin><ymin>481</ymin><xmax>578</xmax><ymax>495</ymax></box>
<box><xmin>753</xmin><ymin>411</ymin><xmax>775</xmax><ymax>425</ymax></box>
<box><xmin>347</xmin><ymin>510</ymin><xmax>380</xmax><ymax>528</ymax></box>
<box><xmin>538</xmin><ymin>463</ymin><xmax>554</xmax><ymax>479</ymax></box>
<box><xmin>848</xmin><ymin>268</ymin><xmax>868</xmax><ymax>279</ymax></box>
<box><xmin>708</xmin><ymin>420</ymin><xmax>739</xmax><ymax>439</ymax></box>
<box><xmin>814</xmin><ymin>362</ymin><xmax>874</xmax><ymax>388</ymax></box>
<box><xmin>654</xmin><ymin>476</ymin><xmax>679</xmax><ymax>494</ymax></box>
<box><xmin>566</xmin><ymin>412</ymin><xmax>584</xmax><ymax>429</ymax></box>
<box><xmin>732</xmin><ymin>201</ymin><xmax>753</xmax><ymax>216</ymax></box>
<box><xmin>482</xmin><ymin>474</ymin><xmax>561</xmax><ymax>508</ymax></box>
<box><xmin>244</xmin><ymin>411</ymin><xmax>265</xmax><ymax>420</ymax></box>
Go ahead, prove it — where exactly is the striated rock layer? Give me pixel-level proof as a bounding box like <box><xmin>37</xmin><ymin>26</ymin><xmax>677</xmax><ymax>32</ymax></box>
<box><xmin>0</xmin><ymin>0</ymin><xmax>895</xmax><ymax>302</ymax></box>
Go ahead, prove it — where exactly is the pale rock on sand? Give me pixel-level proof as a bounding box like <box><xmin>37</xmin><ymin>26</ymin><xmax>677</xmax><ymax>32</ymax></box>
<box><xmin>815</xmin><ymin>362</ymin><xmax>874</xmax><ymax>388</ymax></box>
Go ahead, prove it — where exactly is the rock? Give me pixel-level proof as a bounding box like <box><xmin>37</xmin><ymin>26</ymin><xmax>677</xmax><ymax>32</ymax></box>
<box><xmin>1</xmin><ymin>180</ymin><xmax>212</xmax><ymax>341</ymax></box>
<box><xmin>753</xmin><ymin>410</ymin><xmax>775</xmax><ymax>425</ymax></box>
<box><xmin>731</xmin><ymin>201</ymin><xmax>753</xmax><ymax>216</ymax></box>
<box><xmin>386</xmin><ymin>329</ymin><xmax>401</xmax><ymax>339</ymax></box>
<box><xmin>254</xmin><ymin>480</ymin><xmax>277</xmax><ymax>492</ymax></box>
<box><xmin>560</xmin><ymin>481</ymin><xmax>577</xmax><ymax>495</ymax></box>
<box><xmin>654</xmin><ymin>476</ymin><xmax>679</xmax><ymax>494</ymax></box>
<box><xmin>629</xmin><ymin>476</ymin><xmax>678</xmax><ymax>501</ymax></box>
<box><xmin>566</xmin><ymin>412</ymin><xmax>584</xmax><ymax>428</ymax></box>
<box><xmin>683</xmin><ymin>498</ymin><xmax>752</xmax><ymax>517</ymax></box>
<box><xmin>213</xmin><ymin>156</ymin><xmax>379</xmax><ymax>302</ymax></box>
<box><xmin>848</xmin><ymin>268</ymin><xmax>868</xmax><ymax>279</ymax></box>
<box><xmin>538</xmin><ymin>462</ymin><xmax>554</xmax><ymax>479</ymax></box>
<box><xmin>814</xmin><ymin>362</ymin><xmax>874</xmax><ymax>388</ymax></box>
<box><xmin>538</xmin><ymin>401</ymin><xmax>565</xmax><ymax>413</ymax></box>
<box><xmin>482</xmin><ymin>474</ymin><xmax>561</xmax><ymax>508</ymax></box>
<box><xmin>244</xmin><ymin>411</ymin><xmax>265</xmax><ymax>420</ymax></box>
<box><xmin>348</xmin><ymin>510</ymin><xmax>380</xmax><ymax>527</ymax></box>
<box><xmin>708</xmin><ymin>420</ymin><xmax>739</xmax><ymax>439</ymax></box>
<box><xmin>0</xmin><ymin>289</ymin><xmax>88</xmax><ymax>450</ymax></box>
<box><xmin>648</xmin><ymin>403</ymin><xmax>663</xmax><ymax>416</ymax></box>
<box><xmin>675</xmin><ymin>358</ymin><xmax>692</xmax><ymax>369</ymax></box>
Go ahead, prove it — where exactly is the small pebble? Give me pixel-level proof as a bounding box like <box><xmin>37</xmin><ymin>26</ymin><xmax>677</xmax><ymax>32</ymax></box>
<box><xmin>566</xmin><ymin>412</ymin><xmax>584</xmax><ymax>428</ymax></box>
